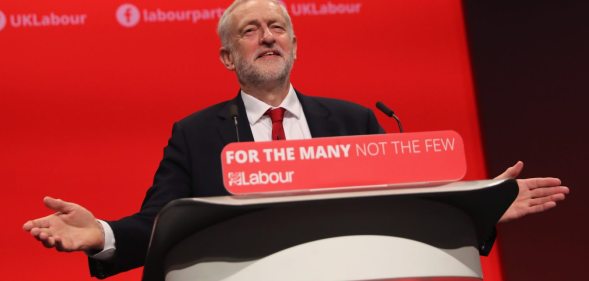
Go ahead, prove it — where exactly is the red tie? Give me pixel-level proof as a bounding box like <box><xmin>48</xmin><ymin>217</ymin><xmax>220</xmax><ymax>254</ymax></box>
<box><xmin>266</xmin><ymin>107</ymin><xmax>286</xmax><ymax>140</ymax></box>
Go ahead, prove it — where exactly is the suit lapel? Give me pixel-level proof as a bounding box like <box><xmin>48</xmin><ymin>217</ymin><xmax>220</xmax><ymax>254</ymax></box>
<box><xmin>297</xmin><ymin>91</ymin><xmax>340</xmax><ymax>138</ymax></box>
<box><xmin>216</xmin><ymin>94</ymin><xmax>255</xmax><ymax>144</ymax></box>
<box><xmin>217</xmin><ymin>91</ymin><xmax>339</xmax><ymax>143</ymax></box>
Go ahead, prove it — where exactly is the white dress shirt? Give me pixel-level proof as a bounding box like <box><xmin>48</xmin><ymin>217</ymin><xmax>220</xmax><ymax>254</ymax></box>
<box><xmin>92</xmin><ymin>84</ymin><xmax>311</xmax><ymax>260</ymax></box>
<box><xmin>241</xmin><ymin>85</ymin><xmax>312</xmax><ymax>141</ymax></box>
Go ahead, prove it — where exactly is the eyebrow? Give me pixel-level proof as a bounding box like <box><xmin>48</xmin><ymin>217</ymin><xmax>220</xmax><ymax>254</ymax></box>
<box><xmin>238</xmin><ymin>19</ymin><xmax>260</xmax><ymax>30</ymax></box>
<box><xmin>238</xmin><ymin>18</ymin><xmax>284</xmax><ymax>31</ymax></box>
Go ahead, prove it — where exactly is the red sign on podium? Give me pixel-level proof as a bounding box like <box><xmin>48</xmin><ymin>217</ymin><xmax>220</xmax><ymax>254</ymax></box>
<box><xmin>221</xmin><ymin>131</ymin><xmax>466</xmax><ymax>195</ymax></box>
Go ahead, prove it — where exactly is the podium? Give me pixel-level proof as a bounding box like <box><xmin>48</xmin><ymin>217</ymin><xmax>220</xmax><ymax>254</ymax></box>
<box><xmin>142</xmin><ymin>179</ymin><xmax>518</xmax><ymax>281</ymax></box>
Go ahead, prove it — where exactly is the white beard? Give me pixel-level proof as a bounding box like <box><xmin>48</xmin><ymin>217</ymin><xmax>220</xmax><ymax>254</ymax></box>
<box><xmin>234</xmin><ymin>51</ymin><xmax>294</xmax><ymax>86</ymax></box>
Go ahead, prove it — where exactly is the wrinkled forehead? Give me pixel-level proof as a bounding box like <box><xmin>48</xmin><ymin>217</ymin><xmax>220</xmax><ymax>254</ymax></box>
<box><xmin>229</xmin><ymin>0</ymin><xmax>288</xmax><ymax>31</ymax></box>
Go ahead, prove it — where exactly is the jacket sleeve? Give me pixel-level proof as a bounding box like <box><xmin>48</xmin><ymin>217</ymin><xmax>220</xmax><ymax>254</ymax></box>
<box><xmin>89</xmin><ymin>122</ymin><xmax>194</xmax><ymax>278</ymax></box>
<box><xmin>367</xmin><ymin>108</ymin><xmax>385</xmax><ymax>134</ymax></box>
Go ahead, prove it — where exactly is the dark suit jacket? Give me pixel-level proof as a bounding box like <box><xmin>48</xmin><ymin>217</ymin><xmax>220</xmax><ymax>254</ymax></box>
<box><xmin>89</xmin><ymin>92</ymin><xmax>384</xmax><ymax>278</ymax></box>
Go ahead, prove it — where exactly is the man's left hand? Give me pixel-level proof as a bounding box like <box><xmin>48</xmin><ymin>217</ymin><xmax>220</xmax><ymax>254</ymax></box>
<box><xmin>495</xmin><ymin>161</ymin><xmax>570</xmax><ymax>223</ymax></box>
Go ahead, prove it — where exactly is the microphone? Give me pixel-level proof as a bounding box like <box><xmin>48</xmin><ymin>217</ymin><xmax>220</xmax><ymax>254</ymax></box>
<box><xmin>229</xmin><ymin>104</ymin><xmax>240</xmax><ymax>142</ymax></box>
<box><xmin>375</xmin><ymin>101</ymin><xmax>404</xmax><ymax>133</ymax></box>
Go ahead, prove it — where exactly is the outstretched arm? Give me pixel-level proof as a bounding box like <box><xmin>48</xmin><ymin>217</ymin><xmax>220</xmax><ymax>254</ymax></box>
<box><xmin>23</xmin><ymin>196</ymin><xmax>105</xmax><ymax>253</ymax></box>
<box><xmin>495</xmin><ymin>161</ymin><xmax>570</xmax><ymax>223</ymax></box>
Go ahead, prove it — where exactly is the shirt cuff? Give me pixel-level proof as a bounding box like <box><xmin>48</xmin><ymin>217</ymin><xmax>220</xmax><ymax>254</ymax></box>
<box><xmin>88</xmin><ymin>219</ymin><xmax>116</xmax><ymax>260</ymax></box>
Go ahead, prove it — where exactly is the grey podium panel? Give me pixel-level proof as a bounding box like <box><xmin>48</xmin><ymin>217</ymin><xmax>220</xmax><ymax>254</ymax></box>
<box><xmin>143</xmin><ymin>179</ymin><xmax>518</xmax><ymax>281</ymax></box>
<box><xmin>166</xmin><ymin>236</ymin><xmax>482</xmax><ymax>281</ymax></box>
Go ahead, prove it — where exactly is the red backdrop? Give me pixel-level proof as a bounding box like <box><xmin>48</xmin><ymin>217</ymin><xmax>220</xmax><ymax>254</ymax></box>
<box><xmin>0</xmin><ymin>0</ymin><xmax>503</xmax><ymax>280</ymax></box>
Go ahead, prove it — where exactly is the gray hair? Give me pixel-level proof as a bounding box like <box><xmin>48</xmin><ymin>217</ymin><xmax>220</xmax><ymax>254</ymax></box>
<box><xmin>217</xmin><ymin>0</ymin><xmax>295</xmax><ymax>50</ymax></box>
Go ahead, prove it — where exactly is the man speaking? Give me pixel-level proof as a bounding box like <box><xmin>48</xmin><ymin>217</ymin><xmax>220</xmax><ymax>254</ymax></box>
<box><xmin>23</xmin><ymin>0</ymin><xmax>569</xmax><ymax>278</ymax></box>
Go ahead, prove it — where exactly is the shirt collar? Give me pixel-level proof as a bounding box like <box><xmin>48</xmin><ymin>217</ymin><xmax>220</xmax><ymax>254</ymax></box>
<box><xmin>241</xmin><ymin>85</ymin><xmax>303</xmax><ymax>125</ymax></box>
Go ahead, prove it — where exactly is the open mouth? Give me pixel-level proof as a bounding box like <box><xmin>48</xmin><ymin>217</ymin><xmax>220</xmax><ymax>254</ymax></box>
<box><xmin>257</xmin><ymin>50</ymin><xmax>282</xmax><ymax>59</ymax></box>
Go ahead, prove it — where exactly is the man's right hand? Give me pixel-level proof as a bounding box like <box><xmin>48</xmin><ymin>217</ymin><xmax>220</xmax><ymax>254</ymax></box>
<box><xmin>23</xmin><ymin>196</ymin><xmax>105</xmax><ymax>253</ymax></box>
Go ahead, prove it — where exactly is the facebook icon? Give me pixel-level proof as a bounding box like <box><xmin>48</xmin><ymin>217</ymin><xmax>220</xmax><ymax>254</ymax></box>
<box><xmin>116</xmin><ymin>3</ymin><xmax>140</xmax><ymax>28</ymax></box>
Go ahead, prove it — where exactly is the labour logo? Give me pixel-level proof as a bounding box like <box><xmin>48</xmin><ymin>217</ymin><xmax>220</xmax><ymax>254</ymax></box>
<box><xmin>0</xmin><ymin>10</ymin><xmax>7</xmax><ymax>31</ymax></box>
<box><xmin>227</xmin><ymin>172</ymin><xmax>244</xmax><ymax>186</ymax></box>
<box><xmin>116</xmin><ymin>3</ymin><xmax>140</xmax><ymax>27</ymax></box>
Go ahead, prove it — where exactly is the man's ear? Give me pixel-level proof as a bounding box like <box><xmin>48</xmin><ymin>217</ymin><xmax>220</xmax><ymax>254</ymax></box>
<box><xmin>292</xmin><ymin>36</ymin><xmax>297</xmax><ymax>60</ymax></box>
<box><xmin>220</xmin><ymin>47</ymin><xmax>235</xmax><ymax>71</ymax></box>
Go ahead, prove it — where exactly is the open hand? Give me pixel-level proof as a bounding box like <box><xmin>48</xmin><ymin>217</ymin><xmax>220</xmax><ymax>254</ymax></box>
<box><xmin>23</xmin><ymin>196</ymin><xmax>105</xmax><ymax>252</ymax></box>
<box><xmin>495</xmin><ymin>161</ymin><xmax>569</xmax><ymax>223</ymax></box>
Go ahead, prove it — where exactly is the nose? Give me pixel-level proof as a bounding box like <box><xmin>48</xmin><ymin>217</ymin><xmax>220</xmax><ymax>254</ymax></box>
<box><xmin>259</xmin><ymin>26</ymin><xmax>276</xmax><ymax>45</ymax></box>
